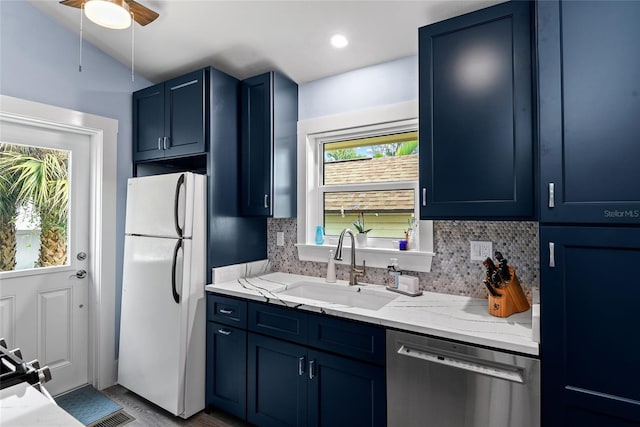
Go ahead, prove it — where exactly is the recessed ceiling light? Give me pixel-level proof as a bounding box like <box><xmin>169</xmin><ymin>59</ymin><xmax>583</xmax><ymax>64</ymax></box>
<box><xmin>331</xmin><ymin>34</ymin><xmax>349</xmax><ymax>49</ymax></box>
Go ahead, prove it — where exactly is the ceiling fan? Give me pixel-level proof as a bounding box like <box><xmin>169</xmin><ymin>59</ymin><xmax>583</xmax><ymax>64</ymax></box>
<box><xmin>60</xmin><ymin>0</ymin><xmax>159</xmax><ymax>27</ymax></box>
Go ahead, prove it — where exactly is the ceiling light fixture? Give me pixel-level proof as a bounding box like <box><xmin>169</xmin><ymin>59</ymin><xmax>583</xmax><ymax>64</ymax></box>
<box><xmin>84</xmin><ymin>0</ymin><xmax>132</xmax><ymax>29</ymax></box>
<box><xmin>331</xmin><ymin>34</ymin><xmax>349</xmax><ymax>49</ymax></box>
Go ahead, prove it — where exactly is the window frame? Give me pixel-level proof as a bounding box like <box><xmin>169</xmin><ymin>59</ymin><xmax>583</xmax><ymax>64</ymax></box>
<box><xmin>296</xmin><ymin>101</ymin><xmax>434</xmax><ymax>272</ymax></box>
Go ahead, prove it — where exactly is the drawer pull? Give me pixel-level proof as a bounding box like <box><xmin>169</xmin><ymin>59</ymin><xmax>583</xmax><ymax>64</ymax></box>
<box><xmin>217</xmin><ymin>329</ymin><xmax>232</xmax><ymax>336</ymax></box>
<box><xmin>549</xmin><ymin>242</ymin><xmax>555</xmax><ymax>268</ymax></box>
<box><xmin>219</xmin><ymin>308</ymin><xmax>234</xmax><ymax>315</ymax></box>
<box><xmin>298</xmin><ymin>357</ymin><xmax>305</xmax><ymax>376</ymax></box>
<box><xmin>548</xmin><ymin>183</ymin><xmax>555</xmax><ymax>208</ymax></box>
<box><xmin>309</xmin><ymin>360</ymin><xmax>315</xmax><ymax>380</ymax></box>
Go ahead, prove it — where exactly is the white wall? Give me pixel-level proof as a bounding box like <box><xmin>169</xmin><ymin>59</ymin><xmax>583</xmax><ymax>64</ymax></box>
<box><xmin>0</xmin><ymin>1</ymin><xmax>151</xmax><ymax>356</ymax></box>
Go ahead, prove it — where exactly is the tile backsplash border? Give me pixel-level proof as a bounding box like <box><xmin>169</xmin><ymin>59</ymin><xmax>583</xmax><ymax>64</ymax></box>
<box><xmin>267</xmin><ymin>218</ymin><xmax>539</xmax><ymax>303</ymax></box>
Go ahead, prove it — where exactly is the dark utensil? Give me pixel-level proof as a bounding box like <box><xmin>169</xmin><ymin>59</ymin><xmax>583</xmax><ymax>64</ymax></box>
<box><xmin>483</xmin><ymin>279</ymin><xmax>500</xmax><ymax>297</ymax></box>
<box><xmin>483</xmin><ymin>257</ymin><xmax>504</xmax><ymax>287</ymax></box>
<box><xmin>495</xmin><ymin>251</ymin><xmax>511</xmax><ymax>281</ymax></box>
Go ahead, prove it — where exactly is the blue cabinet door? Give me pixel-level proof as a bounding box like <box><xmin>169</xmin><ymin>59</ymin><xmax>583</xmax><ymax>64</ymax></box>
<box><xmin>163</xmin><ymin>68</ymin><xmax>206</xmax><ymax>158</ymax></box>
<box><xmin>132</xmin><ymin>83</ymin><xmax>164</xmax><ymax>162</ymax></box>
<box><xmin>537</xmin><ymin>1</ymin><xmax>640</xmax><ymax>224</ymax></box>
<box><xmin>206</xmin><ymin>322</ymin><xmax>247</xmax><ymax>419</ymax></box>
<box><xmin>418</xmin><ymin>1</ymin><xmax>534</xmax><ymax>220</ymax></box>
<box><xmin>240</xmin><ymin>72</ymin><xmax>298</xmax><ymax>218</ymax></box>
<box><xmin>540</xmin><ymin>226</ymin><xmax>640</xmax><ymax>426</ymax></box>
<box><xmin>307</xmin><ymin>349</ymin><xmax>386</xmax><ymax>427</ymax></box>
<box><xmin>240</xmin><ymin>73</ymin><xmax>272</xmax><ymax>217</ymax></box>
<box><xmin>247</xmin><ymin>333</ymin><xmax>308</xmax><ymax>427</ymax></box>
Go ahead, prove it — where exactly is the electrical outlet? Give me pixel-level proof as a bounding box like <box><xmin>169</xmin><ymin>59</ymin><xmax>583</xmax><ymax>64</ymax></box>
<box><xmin>470</xmin><ymin>241</ymin><xmax>493</xmax><ymax>261</ymax></box>
<box><xmin>276</xmin><ymin>232</ymin><xmax>285</xmax><ymax>247</ymax></box>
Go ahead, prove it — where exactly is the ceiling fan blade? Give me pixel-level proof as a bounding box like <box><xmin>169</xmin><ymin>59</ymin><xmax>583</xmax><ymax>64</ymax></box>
<box><xmin>60</xmin><ymin>0</ymin><xmax>159</xmax><ymax>26</ymax></box>
<box><xmin>128</xmin><ymin>0</ymin><xmax>159</xmax><ymax>26</ymax></box>
<box><xmin>59</xmin><ymin>0</ymin><xmax>84</xmax><ymax>9</ymax></box>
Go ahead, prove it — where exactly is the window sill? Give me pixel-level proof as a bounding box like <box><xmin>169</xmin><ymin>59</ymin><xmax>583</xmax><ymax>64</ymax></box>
<box><xmin>296</xmin><ymin>243</ymin><xmax>434</xmax><ymax>272</ymax></box>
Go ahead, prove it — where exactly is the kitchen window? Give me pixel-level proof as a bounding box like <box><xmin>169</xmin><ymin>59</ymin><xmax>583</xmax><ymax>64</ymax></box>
<box><xmin>321</xmin><ymin>132</ymin><xmax>418</xmax><ymax>240</ymax></box>
<box><xmin>296</xmin><ymin>101</ymin><xmax>434</xmax><ymax>272</ymax></box>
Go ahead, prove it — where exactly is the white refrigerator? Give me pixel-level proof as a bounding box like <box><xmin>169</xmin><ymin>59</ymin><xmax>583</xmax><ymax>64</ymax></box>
<box><xmin>118</xmin><ymin>172</ymin><xmax>206</xmax><ymax>419</ymax></box>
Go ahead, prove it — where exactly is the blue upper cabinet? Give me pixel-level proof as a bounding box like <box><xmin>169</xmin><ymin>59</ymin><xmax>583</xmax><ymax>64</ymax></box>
<box><xmin>418</xmin><ymin>1</ymin><xmax>534</xmax><ymax>220</ymax></box>
<box><xmin>133</xmin><ymin>68</ymin><xmax>206</xmax><ymax>162</ymax></box>
<box><xmin>240</xmin><ymin>72</ymin><xmax>298</xmax><ymax>218</ymax></box>
<box><xmin>537</xmin><ymin>1</ymin><xmax>640</xmax><ymax>224</ymax></box>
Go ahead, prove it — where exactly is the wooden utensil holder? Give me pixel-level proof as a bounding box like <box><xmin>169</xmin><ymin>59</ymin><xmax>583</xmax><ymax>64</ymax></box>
<box><xmin>487</xmin><ymin>266</ymin><xmax>530</xmax><ymax>318</ymax></box>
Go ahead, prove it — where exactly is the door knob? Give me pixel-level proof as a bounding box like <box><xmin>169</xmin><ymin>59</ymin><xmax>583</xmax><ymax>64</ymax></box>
<box><xmin>75</xmin><ymin>270</ymin><xmax>87</xmax><ymax>279</ymax></box>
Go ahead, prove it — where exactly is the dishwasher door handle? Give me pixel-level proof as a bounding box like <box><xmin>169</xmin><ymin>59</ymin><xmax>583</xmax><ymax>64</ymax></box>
<box><xmin>397</xmin><ymin>344</ymin><xmax>525</xmax><ymax>383</ymax></box>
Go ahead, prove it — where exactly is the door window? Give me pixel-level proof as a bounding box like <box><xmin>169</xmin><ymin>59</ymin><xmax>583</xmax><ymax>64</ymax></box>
<box><xmin>0</xmin><ymin>143</ymin><xmax>70</xmax><ymax>271</ymax></box>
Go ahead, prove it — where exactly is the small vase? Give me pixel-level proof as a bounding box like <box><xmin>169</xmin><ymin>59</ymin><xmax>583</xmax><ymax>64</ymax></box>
<box><xmin>356</xmin><ymin>233</ymin><xmax>368</xmax><ymax>248</ymax></box>
<box><xmin>315</xmin><ymin>226</ymin><xmax>325</xmax><ymax>245</ymax></box>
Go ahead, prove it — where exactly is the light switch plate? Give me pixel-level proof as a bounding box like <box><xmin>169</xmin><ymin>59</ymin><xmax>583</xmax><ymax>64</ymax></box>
<box><xmin>470</xmin><ymin>241</ymin><xmax>493</xmax><ymax>261</ymax></box>
<box><xmin>276</xmin><ymin>231</ymin><xmax>285</xmax><ymax>247</ymax></box>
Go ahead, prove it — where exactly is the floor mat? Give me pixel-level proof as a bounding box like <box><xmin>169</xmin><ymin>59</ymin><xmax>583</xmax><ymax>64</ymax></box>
<box><xmin>55</xmin><ymin>385</ymin><xmax>123</xmax><ymax>426</ymax></box>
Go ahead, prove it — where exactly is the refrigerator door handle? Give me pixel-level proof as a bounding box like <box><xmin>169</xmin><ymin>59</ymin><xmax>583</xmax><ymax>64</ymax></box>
<box><xmin>174</xmin><ymin>174</ymin><xmax>185</xmax><ymax>238</ymax></box>
<box><xmin>171</xmin><ymin>239</ymin><xmax>182</xmax><ymax>304</ymax></box>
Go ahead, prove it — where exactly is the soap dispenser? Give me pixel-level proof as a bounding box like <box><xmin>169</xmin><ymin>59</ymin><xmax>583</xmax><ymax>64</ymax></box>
<box><xmin>387</xmin><ymin>258</ymin><xmax>400</xmax><ymax>288</ymax></box>
<box><xmin>326</xmin><ymin>250</ymin><xmax>336</xmax><ymax>283</ymax></box>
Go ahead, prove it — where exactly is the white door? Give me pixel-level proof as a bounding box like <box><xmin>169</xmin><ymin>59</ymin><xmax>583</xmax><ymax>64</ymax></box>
<box><xmin>0</xmin><ymin>121</ymin><xmax>90</xmax><ymax>395</ymax></box>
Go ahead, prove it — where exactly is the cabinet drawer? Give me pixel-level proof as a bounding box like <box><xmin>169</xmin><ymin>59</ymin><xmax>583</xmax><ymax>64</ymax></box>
<box><xmin>249</xmin><ymin>302</ymin><xmax>308</xmax><ymax>345</ymax></box>
<box><xmin>207</xmin><ymin>294</ymin><xmax>247</xmax><ymax>328</ymax></box>
<box><xmin>308</xmin><ymin>315</ymin><xmax>385</xmax><ymax>365</ymax></box>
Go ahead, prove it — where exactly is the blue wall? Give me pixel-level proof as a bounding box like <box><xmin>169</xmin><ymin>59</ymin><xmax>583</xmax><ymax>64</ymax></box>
<box><xmin>0</xmin><ymin>1</ymin><xmax>151</xmax><ymax>353</ymax></box>
<box><xmin>298</xmin><ymin>55</ymin><xmax>417</xmax><ymax>120</ymax></box>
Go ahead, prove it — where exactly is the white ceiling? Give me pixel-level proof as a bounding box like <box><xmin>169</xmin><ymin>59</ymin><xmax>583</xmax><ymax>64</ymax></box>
<box><xmin>28</xmin><ymin>0</ymin><xmax>503</xmax><ymax>84</ymax></box>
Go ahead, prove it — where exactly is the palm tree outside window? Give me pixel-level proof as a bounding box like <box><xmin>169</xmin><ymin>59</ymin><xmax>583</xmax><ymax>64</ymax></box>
<box><xmin>0</xmin><ymin>143</ymin><xmax>69</xmax><ymax>271</ymax></box>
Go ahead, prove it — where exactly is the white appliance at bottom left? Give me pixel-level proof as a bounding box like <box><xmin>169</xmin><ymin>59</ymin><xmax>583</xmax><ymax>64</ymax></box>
<box><xmin>118</xmin><ymin>172</ymin><xmax>206</xmax><ymax>419</ymax></box>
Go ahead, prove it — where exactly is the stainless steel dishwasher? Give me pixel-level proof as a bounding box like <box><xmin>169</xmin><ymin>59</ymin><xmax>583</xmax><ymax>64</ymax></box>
<box><xmin>386</xmin><ymin>330</ymin><xmax>540</xmax><ymax>427</ymax></box>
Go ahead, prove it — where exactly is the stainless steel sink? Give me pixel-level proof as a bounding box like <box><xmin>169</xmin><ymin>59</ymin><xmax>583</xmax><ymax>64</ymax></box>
<box><xmin>276</xmin><ymin>281</ymin><xmax>397</xmax><ymax>310</ymax></box>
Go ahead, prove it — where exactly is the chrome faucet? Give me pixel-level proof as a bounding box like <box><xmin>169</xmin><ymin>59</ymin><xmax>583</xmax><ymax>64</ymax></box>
<box><xmin>334</xmin><ymin>228</ymin><xmax>366</xmax><ymax>285</ymax></box>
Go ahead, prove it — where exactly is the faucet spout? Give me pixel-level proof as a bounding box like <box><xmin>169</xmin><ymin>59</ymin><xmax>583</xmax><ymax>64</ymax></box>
<box><xmin>335</xmin><ymin>228</ymin><xmax>365</xmax><ymax>285</ymax></box>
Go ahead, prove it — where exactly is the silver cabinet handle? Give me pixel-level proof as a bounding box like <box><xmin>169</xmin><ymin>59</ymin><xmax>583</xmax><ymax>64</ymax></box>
<box><xmin>309</xmin><ymin>360</ymin><xmax>315</xmax><ymax>380</ymax></box>
<box><xmin>157</xmin><ymin>137</ymin><xmax>163</xmax><ymax>150</ymax></box>
<box><xmin>548</xmin><ymin>183</ymin><xmax>555</xmax><ymax>208</ymax></box>
<box><xmin>298</xmin><ymin>357</ymin><xmax>305</xmax><ymax>376</ymax></box>
<box><xmin>219</xmin><ymin>308</ymin><xmax>233</xmax><ymax>315</ymax></box>
<box><xmin>549</xmin><ymin>242</ymin><xmax>555</xmax><ymax>268</ymax></box>
<box><xmin>217</xmin><ymin>329</ymin><xmax>232</xmax><ymax>336</ymax></box>
<box><xmin>163</xmin><ymin>136</ymin><xmax>170</xmax><ymax>150</ymax></box>
<box><xmin>422</xmin><ymin>188</ymin><xmax>427</xmax><ymax>206</ymax></box>
<box><xmin>264</xmin><ymin>194</ymin><xmax>269</xmax><ymax>209</ymax></box>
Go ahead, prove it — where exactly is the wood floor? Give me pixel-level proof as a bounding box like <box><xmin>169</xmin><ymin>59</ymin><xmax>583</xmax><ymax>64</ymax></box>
<box><xmin>102</xmin><ymin>385</ymin><xmax>253</xmax><ymax>427</ymax></box>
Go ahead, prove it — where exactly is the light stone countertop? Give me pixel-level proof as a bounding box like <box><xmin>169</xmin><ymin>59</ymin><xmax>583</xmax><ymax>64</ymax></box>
<box><xmin>205</xmin><ymin>272</ymin><xmax>539</xmax><ymax>356</ymax></box>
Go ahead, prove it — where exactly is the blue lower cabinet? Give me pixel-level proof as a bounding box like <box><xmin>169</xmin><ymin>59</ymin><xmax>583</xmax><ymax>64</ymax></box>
<box><xmin>247</xmin><ymin>333</ymin><xmax>386</xmax><ymax>427</ymax></box>
<box><xmin>541</xmin><ymin>226</ymin><xmax>640</xmax><ymax>426</ymax></box>
<box><xmin>206</xmin><ymin>322</ymin><xmax>247</xmax><ymax>419</ymax></box>
<box><xmin>247</xmin><ymin>333</ymin><xmax>308</xmax><ymax>427</ymax></box>
<box><xmin>208</xmin><ymin>296</ymin><xmax>388</xmax><ymax>426</ymax></box>
<box><xmin>308</xmin><ymin>349</ymin><xmax>386</xmax><ymax>427</ymax></box>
